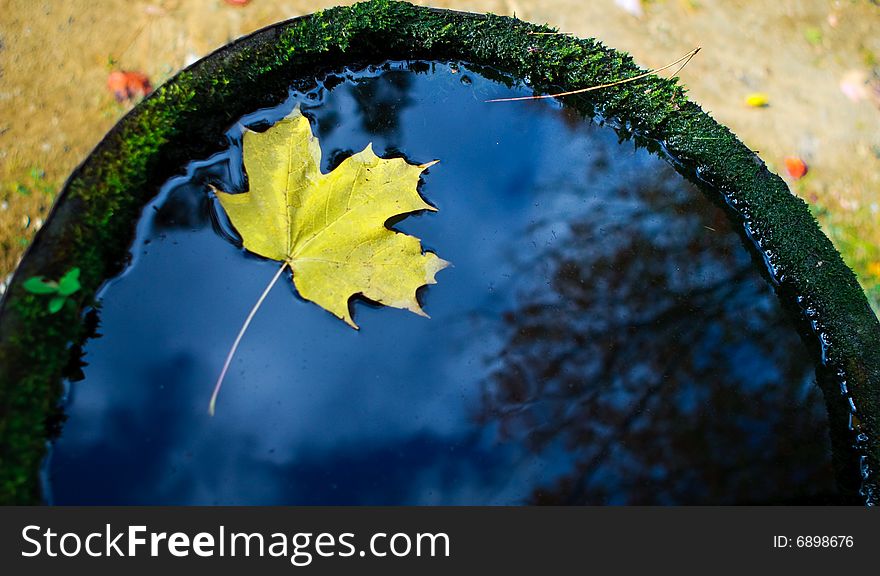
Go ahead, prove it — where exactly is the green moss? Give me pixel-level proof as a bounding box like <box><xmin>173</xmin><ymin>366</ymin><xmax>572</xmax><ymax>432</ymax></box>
<box><xmin>1</xmin><ymin>0</ymin><xmax>878</xmax><ymax>504</ymax></box>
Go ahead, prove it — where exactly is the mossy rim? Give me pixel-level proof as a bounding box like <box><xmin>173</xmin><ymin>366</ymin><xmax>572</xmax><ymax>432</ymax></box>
<box><xmin>0</xmin><ymin>0</ymin><xmax>877</xmax><ymax>505</ymax></box>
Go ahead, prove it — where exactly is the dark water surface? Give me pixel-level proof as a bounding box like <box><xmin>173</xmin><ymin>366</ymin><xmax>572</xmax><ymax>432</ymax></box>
<box><xmin>49</xmin><ymin>62</ymin><xmax>835</xmax><ymax>504</ymax></box>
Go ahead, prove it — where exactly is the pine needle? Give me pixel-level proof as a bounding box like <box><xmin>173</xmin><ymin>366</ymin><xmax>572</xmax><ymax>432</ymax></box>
<box><xmin>486</xmin><ymin>47</ymin><xmax>701</xmax><ymax>103</ymax></box>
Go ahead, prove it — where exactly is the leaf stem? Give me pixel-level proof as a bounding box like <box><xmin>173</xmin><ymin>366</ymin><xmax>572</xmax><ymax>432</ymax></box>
<box><xmin>209</xmin><ymin>262</ymin><xmax>289</xmax><ymax>416</ymax></box>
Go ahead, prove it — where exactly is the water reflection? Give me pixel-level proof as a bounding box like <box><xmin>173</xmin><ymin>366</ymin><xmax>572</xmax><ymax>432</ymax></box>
<box><xmin>479</xmin><ymin>169</ymin><xmax>832</xmax><ymax>504</ymax></box>
<box><xmin>350</xmin><ymin>69</ymin><xmax>413</xmax><ymax>138</ymax></box>
<box><xmin>48</xmin><ymin>63</ymin><xmax>835</xmax><ymax>505</ymax></box>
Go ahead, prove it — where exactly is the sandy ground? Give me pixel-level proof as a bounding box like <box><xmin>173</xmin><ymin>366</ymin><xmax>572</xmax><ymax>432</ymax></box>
<box><xmin>1</xmin><ymin>0</ymin><xmax>878</xmax><ymax>309</ymax></box>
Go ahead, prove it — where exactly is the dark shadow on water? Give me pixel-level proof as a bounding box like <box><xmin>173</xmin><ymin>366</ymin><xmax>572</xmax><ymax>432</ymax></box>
<box><xmin>350</xmin><ymin>70</ymin><xmax>413</xmax><ymax>139</ymax></box>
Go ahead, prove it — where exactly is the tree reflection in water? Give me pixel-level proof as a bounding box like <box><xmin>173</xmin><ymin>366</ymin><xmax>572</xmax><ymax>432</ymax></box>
<box><xmin>479</xmin><ymin>158</ymin><xmax>835</xmax><ymax>504</ymax></box>
<box><xmin>350</xmin><ymin>69</ymin><xmax>413</xmax><ymax>138</ymax></box>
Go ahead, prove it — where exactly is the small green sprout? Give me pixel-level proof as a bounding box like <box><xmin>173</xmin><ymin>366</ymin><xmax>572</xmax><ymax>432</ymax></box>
<box><xmin>12</xmin><ymin>166</ymin><xmax>56</xmax><ymax>198</ymax></box>
<box><xmin>803</xmin><ymin>27</ymin><xmax>823</xmax><ymax>46</ymax></box>
<box><xmin>22</xmin><ymin>267</ymin><xmax>81</xmax><ymax>314</ymax></box>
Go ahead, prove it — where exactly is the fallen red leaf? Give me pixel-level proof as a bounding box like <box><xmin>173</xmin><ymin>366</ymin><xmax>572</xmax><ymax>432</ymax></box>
<box><xmin>224</xmin><ymin>0</ymin><xmax>252</xmax><ymax>5</ymax></box>
<box><xmin>107</xmin><ymin>70</ymin><xmax>152</xmax><ymax>103</ymax></box>
<box><xmin>784</xmin><ymin>156</ymin><xmax>808</xmax><ymax>179</ymax></box>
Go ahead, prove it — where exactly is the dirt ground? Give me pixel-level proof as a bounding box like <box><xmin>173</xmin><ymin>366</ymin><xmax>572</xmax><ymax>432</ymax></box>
<box><xmin>1</xmin><ymin>0</ymin><xmax>878</xmax><ymax>310</ymax></box>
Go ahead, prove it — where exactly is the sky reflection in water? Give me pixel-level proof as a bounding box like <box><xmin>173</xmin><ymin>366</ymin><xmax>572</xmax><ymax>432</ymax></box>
<box><xmin>49</xmin><ymin>63</ymin><xmax>834</xmax><ymax>505</ymax></box>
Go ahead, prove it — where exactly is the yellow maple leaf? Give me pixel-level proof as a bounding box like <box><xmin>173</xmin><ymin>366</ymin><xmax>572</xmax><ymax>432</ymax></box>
<box><xmin>208</xmin><ymin>107</ymin><xmax>448</xmax><ymax>414</ymax></box>
<box><xmin>214</xmin><ymin>107</ymin><xmax>449</xmax><ymax>328</ymax></box>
